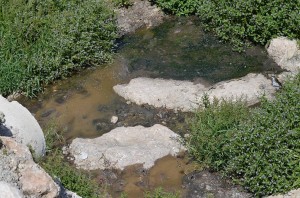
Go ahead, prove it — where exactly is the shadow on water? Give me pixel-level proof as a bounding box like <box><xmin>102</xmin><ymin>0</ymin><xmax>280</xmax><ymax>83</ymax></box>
<box><xmin>18</xmin><ymin>16</ymin><xmax>281</xmax><ymax>197</ymax></box>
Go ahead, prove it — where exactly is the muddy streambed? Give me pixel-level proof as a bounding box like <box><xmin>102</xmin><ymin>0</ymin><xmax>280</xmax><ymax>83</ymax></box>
<box><xmin>19</xmin><ymin>16</ymin><xmax>280</xmax><ymax>197</ymax></box>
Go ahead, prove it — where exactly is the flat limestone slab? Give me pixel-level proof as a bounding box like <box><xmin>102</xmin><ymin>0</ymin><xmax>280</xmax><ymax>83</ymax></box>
<box><xmin>113</xmin><ymin>73</ymin><xmax>276</xmax><ymax>112</ymax></box>
<box><xmin>114</xmin><ymin>77</ymin><xmax>207</xmax><ymax>112</ymax></box>
<box><xmin>68</xmin><ymin>124</ymin><xmax>185</xmax><ymax>170</ymax></box>
<box><xmin>208</xmin><ymin>73</ymin><xmax>276</xmax><ymax>106</ymax></box>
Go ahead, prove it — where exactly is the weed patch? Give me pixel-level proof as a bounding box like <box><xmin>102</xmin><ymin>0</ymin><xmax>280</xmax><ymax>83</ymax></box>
<box><xmin>0</xmin><ymin>0</ymin><xmax>117</xmax><ymax>96</ymax></box>
<box><xmin>187</xmin><ymin>74</ymin><xmax>300</xmax><ymax>196</ymax></box>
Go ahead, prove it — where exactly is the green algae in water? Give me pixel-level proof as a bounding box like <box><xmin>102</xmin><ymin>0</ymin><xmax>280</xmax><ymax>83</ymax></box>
<box><xmin>119</xmin><ymin>17</ymin><xmax>281</xmax><ymax>83</ymax></box>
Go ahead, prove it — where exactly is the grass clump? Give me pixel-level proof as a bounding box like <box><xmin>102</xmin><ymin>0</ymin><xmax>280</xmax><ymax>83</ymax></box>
<box><xmin>112</xmin><ymin>0</ymin><xmax>133</xmax><ymax>8</ymax></box>
<box><xmin>0</xmin><ymin>0</ymin><xmax>117</xmax><ymax>96</ymax></box>
<box><xmin>144</xmin><ymin>187</ymin><xmax>180</xmax><ymax>198</ymax></box>
<box><xmin>40</xmin><ymin>123</ymin><xmax>101</xmax><ymax>198</ymax></box>
<box><xmin>187</xmin><ymin>74</ymin><xmax>300</xmax><ymax>196</ymax></box>
<box><xmin>151</xmin><ymin>0</ymin><xmax>300</xmax><ymax>51</ymax></box>
<box><xmin>186</xmin><ymin>95</ymin><xmax>249</xmax><ymax>171</ymax></box>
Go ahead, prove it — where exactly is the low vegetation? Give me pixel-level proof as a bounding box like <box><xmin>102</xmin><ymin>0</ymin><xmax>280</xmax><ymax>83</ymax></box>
<box><xmin>0</xmin><ymin>0</ymin><xmax>117</xmax><ymax>96</ymax></box>
<box><xmin>39</xmin><ymin>123</ymin><xmax>101</xmax><ymax>197</ymax></box>
<box><xmin>151</xmin><ymin>0</ymin><xmax>300</xmax><ymax>51</ymax></box>
<box><xmin>144</xmin><ymin>187</ymin><xmax>180</xmax><ymax>198</ymax></box>
<box><xmin>186</xmin><ymin>74</ymin><xmax>300</xmax><ymax>196</ymax></box>
<box><xmin>112</xmin><ymin>0</ymin><xmax>133</xmax><ymax>8</ymax></box>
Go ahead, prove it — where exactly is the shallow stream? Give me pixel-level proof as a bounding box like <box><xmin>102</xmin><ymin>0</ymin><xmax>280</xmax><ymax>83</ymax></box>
<box><xmin>19</xmin><ymin>16</ymin><xmax>280</xmax><ymax>197</ymax></box>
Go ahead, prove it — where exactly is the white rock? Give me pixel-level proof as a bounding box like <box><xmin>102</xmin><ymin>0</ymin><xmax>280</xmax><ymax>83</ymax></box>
<box><xmin>64</xmin><ymin>189</ymin><xmax>82</xmax><ymax>198</ymax></box>
<box><xmin>208</xmin><ymin>73</ymin><xmax>276</xmax><ymax>106</ymax></box>
<box><xmin>0</xmin><ymin>181</ymin><xmax>24</xmax><ymax>198</ymax></box>
<box><xmin>68</xmin><ymin>124</ymin><xmax>185</xmax><ymax>170</ymax></box>
<box><xmin>0</xmin><ymin>95</ymin><xmax>45</xmax><ymax>157</ymax></box>
<box><xmin>267</xmin><ymin>37</ymin><xmax>300</xmax><ymax>73</ymax></box>
<box><xmin>113</xmin><ymin>74</ymin><xmax>276</xmax><ymax>112</ymax></box>
<box><xmin>114</xmin><ymin>77</ymin><xmax>207</xmax><ymax>112</ymax></box>
<box><xmin>110</xmin><ymin>116</ymin><xmax>118</xmax><ymax>124</ymax></box>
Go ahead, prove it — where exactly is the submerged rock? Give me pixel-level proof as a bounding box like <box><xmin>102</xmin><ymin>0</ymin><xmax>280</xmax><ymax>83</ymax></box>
<box><xmin>113</xmin><ymin>73</ymin><xmax>276</xmax><ymax>112</ymax></box>
<box><xmin>183</xmin><ymin>170</ymin><xmax>252</xmax><ymax>198</ymax></box>
<box><xmin>0</xmin><ymin>95</ymin><xmax>45</xmax><ymax>157</ymax></box>
<box><xmin>67</xmin><ymin>124</ymin><xmax>185</xmax><ymax>170</ymax></box>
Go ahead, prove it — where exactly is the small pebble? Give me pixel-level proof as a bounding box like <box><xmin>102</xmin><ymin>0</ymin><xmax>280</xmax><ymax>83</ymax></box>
<box><xmin>111</xmin><ymin>116</ymin><xmax>118</xmax><ymax>124</ymax></box>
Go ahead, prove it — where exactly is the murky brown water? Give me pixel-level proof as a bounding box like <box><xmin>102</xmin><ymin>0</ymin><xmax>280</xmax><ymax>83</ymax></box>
<box><xmin>19</xmin><ymin>59</ymin><xmax>129</xmax><ymax>140</ymax></box>
<box><xmin>18</xmin><ymin>16</ymin><xmax>280</xmax><ymax>197</ymax></box>
<box><xmin>97</xmin><ymin>154</ymin><xmax>200</xmax><ymax>197</ymax></box>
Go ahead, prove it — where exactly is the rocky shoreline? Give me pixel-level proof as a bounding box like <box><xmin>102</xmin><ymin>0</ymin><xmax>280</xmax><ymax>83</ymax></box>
<box><xmin>0</xmin><ymin>0</ymin><xmax>300</xmax><ymax>196</ymax></box>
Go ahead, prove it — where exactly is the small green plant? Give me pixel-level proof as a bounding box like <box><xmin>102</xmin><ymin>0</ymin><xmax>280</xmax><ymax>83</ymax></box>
<box><xmin>113</xmin><ymin>0</ymin><xmax>133</xmax><ymax>8</ymax></box>
<box><xmin>40</xmin><ymin>123</ymin><xmax>101</xmax><ymax>197</ymax></box>
<box><xmin>144</xmin><ymin>187</ymin><xmax>180</xmax><ymax>198</ymax></box>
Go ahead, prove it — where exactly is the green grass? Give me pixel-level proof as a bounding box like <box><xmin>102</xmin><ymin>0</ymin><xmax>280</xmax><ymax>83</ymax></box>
<box><xmin>186</xmin><ymin>95</ymin><xmax>250</xmax><ymax>171</ymax></box>
<box><xmin>0</xmin><ymin>0</ymin><xmax>117</xmax><ymax>96</ymax></box>
<box><xmin>144</xmin><ymin>188</ymin><xmax>180</xmax><ymax>198</ymax></box>
<box><xmin>186</xmin><ymin>74</ymin><xmax>300</xmax><ymax>196</ymax></box>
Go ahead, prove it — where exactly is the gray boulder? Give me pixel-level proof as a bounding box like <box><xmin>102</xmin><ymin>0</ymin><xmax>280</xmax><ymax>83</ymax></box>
<box><xmin>0</xmin><ymin>181</ymin><xmax>24</xmax><ymax>198</ymax></box>
<box><xmin>67</xmin><ymin>124</ymin><xmax>185</xmax><ymax>170</ymax></box>
<box><xmin>0</xmin><ymin>95</ymin><xmax>45</xmax><ymax>157</ymax></box>
<box><xmin>113</xmin><ymin>73</ymin><xmax>276</xmax><ymax>112</ymax></box>
<box><xmin>267</xmin><ymin>37</ymin><xmax>300</xmax><ymax>74</ymax></box>
<box><xmin>116</xmin><ymin>0</ymin><xmax>165</xmax><ymax>36</ymax></box>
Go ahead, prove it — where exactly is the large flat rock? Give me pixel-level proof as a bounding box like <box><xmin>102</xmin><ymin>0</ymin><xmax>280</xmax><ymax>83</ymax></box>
<box><xmin>208</xmin><ymin>73</ymin><xmax>275</xmax><ymax>105</ymax></box>
<box><xmin>114</xmin><ymin>77</ymin><xmax>207</xmax><ymax>112</ymax></box>
<box><xmin>113</xmin><ymin>73</ymin><xmax>276</xmax><ymax>112</ymax></box>
<box><xmin>67</xmin><ymin>124</ymin><xmax>185</xmax><ymax>170</ymax></box>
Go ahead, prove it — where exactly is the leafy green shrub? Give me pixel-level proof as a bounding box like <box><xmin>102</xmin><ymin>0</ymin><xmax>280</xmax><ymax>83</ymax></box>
<box><xmin>40</xmin><ymin>123</ymin><xmax>101</xmax><ymax>197</ymax></box>
<box><xmin>186</xmin><ymin>95</ymin><xmax>249</xmax><ymax>170</ymax></box>
<box><xmin>151</xmin><ymin>0</ymin><xmax>300</xmax><ymax>51</ymax></box>
<box><xmin>224</xmin><ymin>74</ymin><xmax>300</xmax><ymax>196</ymax></box>
<box><xmin>0</xmin><ymin>0</ymin><xmax>117</xmax><ymax>96</ymax></box>
<box><xmin>187</xmin><ymin>74</ymin><xmax>300</xmax><ymax>196</ymax></box>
